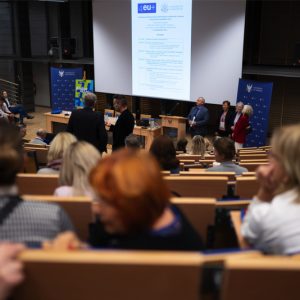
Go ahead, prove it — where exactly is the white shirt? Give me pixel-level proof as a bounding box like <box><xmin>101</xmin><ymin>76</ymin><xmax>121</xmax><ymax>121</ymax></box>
<box><xmin>241</xmin><ymin>188</ymin><xmax>300</xmax><ymax>254</ymax></box>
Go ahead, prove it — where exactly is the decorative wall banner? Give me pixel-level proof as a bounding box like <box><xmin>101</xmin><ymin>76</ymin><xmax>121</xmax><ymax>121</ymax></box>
<box><xmin>237</xmin><ymin>79</ymin><xmax>273</xmax><ymax>147</ymax></box>
<box><xmin>50</xmin><ymin>67</ymin><xmax>83</xmax><ymax>111</ymax></box>
<box><xmin>74</xmin><ymin>79</ymin><xmax>94</xmax><ymax>108</ymax></box>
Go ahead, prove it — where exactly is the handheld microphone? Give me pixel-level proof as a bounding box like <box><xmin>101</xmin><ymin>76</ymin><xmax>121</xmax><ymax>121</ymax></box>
<box><xmin>190</xmin><ymin>116</ymin><xmax>195</xmax><ymax>127</ymax></box>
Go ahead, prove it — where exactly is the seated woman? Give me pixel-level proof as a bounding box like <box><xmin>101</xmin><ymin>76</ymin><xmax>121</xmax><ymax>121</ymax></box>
<box><xmin>0</xmin><ymin>121</ymin><xmax>74</xmax><ymax>246</ymax></box>
<box><xmin>54</xmin><ymin>141</ymin><xmax>101</xmax><ymax>197</ymax></box>
<box><xmin>241</xmin><ymin>124</ymin><xmax>300</xmax><ymax>255</ymax></box>
<box><xmin>176</xmin><ymin>138</ymin><xmax>188</xmax><ymax>153</ymax></box>
<box><xmin>38</xmin><ymin>132</ymin><xmax>77</xmax><ymax>174</ymax></box>
<box><xmin>190</xmin><ymin>135</ymin><xmax>206</xmax><ymax>157</ymax></box>
<box><xmin>150</xmin><ymin>135</ymin><xmax>180</xmax><ymax>174</ymax></box>
<box><xmin>45</xmin><ymin>149</ymin><xmax>204</xmax><ymax>251</ymax></box>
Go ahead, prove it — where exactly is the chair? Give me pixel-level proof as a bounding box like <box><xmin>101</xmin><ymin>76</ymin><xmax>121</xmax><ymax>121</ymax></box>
<box><xmin>171</xmin><ymin>198</ymin><xmax>215</xmax><ymax>244</ymax></box>
<box><xmin>221</xmin><ymin>257</ymin><xmax>300</xmax><ymax>300</ymax></box>
<box><xmin>179</xmin><ymin>171</ymin><xmax>236</xmax><ymax>181</ymax></box>
<box><xmin>164</xmin><ymin>176</ymin><xmax>228</xmax><ymax>198</ymax></box>
<box><xmin>24</xmin><ymin>143</ymin><xmax>48</xmax><ymax>149</ymax></box>
<box><xmin>23</xmin><ymin>195</ymin><xmax>93</xmax><ymax>241</ymax></box>
<box><xmin>235</xmin><ymin>176</ymin><xmax>259</xmax><ymax>198</ymax></box>
<box><xmin>238</xmin><ymin>162</ymin><xmax>268</xmax><ymax>172</ymax></box>
<box><xmin>17</xmin><ymin>173</ymin><xmax>59</xmax><ymax>195</ymax></box>
<box><xmin>14</xmin><ymin>250</ymin><xmax>204</xmax><ymax>300</ymax></box>
<box><xmin>23</xmin><ymin>151</ymin><xmax>39</xmax><ymax>173</ymax></box>
<box><xmin>24</xmin><ymin>147</ymin><xmax>49</xmax><ymax>167</ymax></box>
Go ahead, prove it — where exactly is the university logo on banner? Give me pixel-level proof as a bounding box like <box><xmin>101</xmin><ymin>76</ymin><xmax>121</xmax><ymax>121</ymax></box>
<box><xmin>74</xmin><ymin>80</ymin><xmax>94</xmax><ymax>108</ymax></box>
<box><xmin>237</xmin><ymin>79</ymin><xmax>273</xmax><ymax>147</ymax></box>
<box><xmin>50</xmin><ymin>67</ymin><xmax>83</xmax><ymax>111</ymax></box>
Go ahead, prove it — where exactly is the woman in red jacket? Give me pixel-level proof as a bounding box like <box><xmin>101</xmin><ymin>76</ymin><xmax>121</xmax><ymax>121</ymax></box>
<box><xmin>232</xmin><ymin>104</ymin><xmax>253</xmax><ymax>152</ymax></box>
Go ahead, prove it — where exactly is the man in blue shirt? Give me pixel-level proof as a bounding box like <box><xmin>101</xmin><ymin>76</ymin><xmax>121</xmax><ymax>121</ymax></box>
<box><xmin>187</xmin><ymin>97</ymin><xmax>209</xmax><ymax>137</ymax></box>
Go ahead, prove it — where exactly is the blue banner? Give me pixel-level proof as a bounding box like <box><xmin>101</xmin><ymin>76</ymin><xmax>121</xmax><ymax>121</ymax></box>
<box><xmin>237</xmin><ymin>79</ymin><xmax>273</xmax><ymax>147</ymax></box>
<box><xmin>50</xmin><ymin>67</ymin><xmax>83</xmax><ymax>111</ymax></box>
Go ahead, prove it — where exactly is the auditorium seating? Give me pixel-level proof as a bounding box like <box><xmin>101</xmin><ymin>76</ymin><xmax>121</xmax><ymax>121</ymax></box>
<box><xmin>221</xmin><ymin>257</ymin><xmax>300</xmax><ymax>300</ymax></box>
<box><xmin>238</xmin><ymin>162</ymin><xmax>268</xmax><ymax>172</ymax></box>
<box><xmin>165</xmin><ymin>176</ymin><xmax>228</xmax><ymax>198</ymax></box>
<box><xmin>235</xmin><ymin>176</ymin><xmax>259</xmax><ymax>198</ymax></box>
<box><xmin>14</xmin><ymin>250</ymin><xmax>204</xmax><ymax>300</ymax></box>
<box><xmin>17</xmin><ymin>173</ymin><xmax>59</xmax><ymax>195</ymax></box>
<box><xmin>23</xmin><ymin>195</ymin><xmax>92</xmax><ymax>241</ymax></box>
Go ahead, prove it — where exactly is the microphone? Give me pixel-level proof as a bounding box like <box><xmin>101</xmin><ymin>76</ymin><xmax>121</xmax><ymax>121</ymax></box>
<box><xmin>167</xmin><ymin>102</ymin><xmax>180</xmax><ymax>116</ymax></box>
<box><xmin>190</xmin><ymin>116</ymin><xmax>195</xmax><ymax>127</ymax></box>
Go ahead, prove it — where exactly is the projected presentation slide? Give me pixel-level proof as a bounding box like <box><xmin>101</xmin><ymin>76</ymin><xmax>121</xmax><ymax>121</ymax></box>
<box><xmin>132</xmin><ymin>0</ymin><xmax>192</xmax><ymax>100</ymax></box>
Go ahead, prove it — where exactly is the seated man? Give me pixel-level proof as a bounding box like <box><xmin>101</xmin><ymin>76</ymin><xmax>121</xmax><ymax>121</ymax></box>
<box><xmin>1</xmin><ymin>91</ymin><xmax>34</xmax><ymax>124</ymax></box>
<box><xmin>30</xmin><ymin>128</ymin><xmax>48</xmax><ymax>145</ymax></box>
<box><xmin>206</xmin><ymin>137</ymin><xmax>248</xmax><ymax>175</ymax></box>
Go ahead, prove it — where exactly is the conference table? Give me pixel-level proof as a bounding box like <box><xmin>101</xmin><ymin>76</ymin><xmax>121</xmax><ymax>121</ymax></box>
<box><xmin>44</xmin><ymin>112</ymin><xmax>161</xmax><ymax>151</ymax></box>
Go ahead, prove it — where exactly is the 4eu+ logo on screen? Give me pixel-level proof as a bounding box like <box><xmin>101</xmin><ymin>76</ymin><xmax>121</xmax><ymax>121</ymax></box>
<box><xmin>138</xmin><ymin>3</ymin><xmax>156</xmax><ymax>13</ymax></box>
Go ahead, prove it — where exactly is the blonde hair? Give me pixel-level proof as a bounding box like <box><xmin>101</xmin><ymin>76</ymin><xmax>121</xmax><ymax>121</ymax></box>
<box><xmin>59</xmin><ymin>141</ymin><xmax>101</xmax><ymax>196</ymax></box>
<box><xmin>271</xmin><ymin>124</ymin><xmax>300</xmax><ymax>197</ymax></box>
<box><xmin>242</xmin><ymin>104</ymin><xmax>253</xmax><ymax>116</ymax></box>
<box><xmin>191</xmin><ymin>135</ymin><xmax>206</xmax><ymax>157</ymax></box>
<box><xmin>47</xmin><ymin>132</ymin><xmax>77</xmax><ymax>162</ymax></box>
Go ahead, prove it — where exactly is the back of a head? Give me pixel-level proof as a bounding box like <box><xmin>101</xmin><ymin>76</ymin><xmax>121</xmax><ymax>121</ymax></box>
<box><xmin>125</xmin><ymin>134</ymin><xmax>141</xmax><ymax>150</ymax></box>
<box><xmin>149</xmin><ymin>135</ymin><xmax>179</xmax><ymax>171</ymax></box>
<box><xmin>59</xmin><ymin>141</ymin><xmax>101</xmax><ymax>195</ymax></box>
<box><xmin>271</xmin><ymin>124</ymin><xmax>300</xmax><ymax>192</ymax></box>
<box><xmin>213</xmin><ymin>137</ymin><xmax>235</xmax><ymax>161</ymax></box>
<box><xmin>191</xmin><ymin>135</ymin><xmax>206</xmax><ymax>156</ymax></box>
<box><xmin>84</xmin><ymin>93</ymin><xmax>97</xmax><ymax>108</ymax></box>
<box><xmin>36</xmin><ymin>128</ymin><xmax>47</xmax><ymax>139</ymax></box>
<box><xmin>0</xmin><ymin>121</ymin><xmax>23</xmax><ymax>185</ymax></box>
<box><xmin>48</xmin><ymin>132</ymin><xmax>77</xmax><ymax>162</ymax></box>
<box><xmin>176</xmin><ymin>138</ymin><xmax>188</xmax><ymax>153</ymax></box>
<box><xmin>89</xmin><ymin>149</ymin><xmax>171</xmax><ymax>233</ymax></box>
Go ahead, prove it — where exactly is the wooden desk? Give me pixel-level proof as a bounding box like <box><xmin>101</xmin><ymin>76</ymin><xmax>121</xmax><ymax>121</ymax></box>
<box><xmin>133</xmin><ymin>126</ymin><xmax>161</xmax><ymax>150</ymax></box>
<box><xmin>45</xmin><ymin>112</ymin><xmax>161</xmax><ymax>150</ymax></box>
<box><xmin>159</xmin><ymin>115</ymin><xmax>186</xmax><ymax>139</ymax></box>
<box><xmin>45</xmin><ymin>112</ymin><xmax>69</xmax><ymax>133</ymax></box>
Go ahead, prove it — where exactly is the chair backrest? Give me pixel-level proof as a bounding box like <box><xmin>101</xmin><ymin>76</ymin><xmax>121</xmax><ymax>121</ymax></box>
<box><xmin>221</xmin><ymin>257</ymin><xmax>300</xmax><ymax>300</ymax></box>
<box><xmin>235</xmin><ymin>176</ymin><xmax>259</xmax><ymax>198</ymax></box>
<box><xmin>165</xmin><ymin>176</ymin><xmax>228</xmax><ymax>198</ymax></box>
<box><xmin>24</xmin><ymin>143</ymin><xmax>48</xmax><ymax>149</ymax></box>
<box><xmin>17</xmin><ymin>173</ymin><xmax>59</xmax><ymax>195</ymax></box>
<box><xmin>171</xmin><ymin>198</ymin><xmax>216</xmax><ymax>244</ymax></box>
<box><xmin>24</xmin><ymin>147</ymin><xmax>49</xmax><ymax>167</ymax></box>
<box><xmin>180</xmin><ymin>171</ymin><xmax>236</xmax><ymax>181</ymax></box>
<box><xmin>238</xmin><ymin>162</ymin><xmax>268</xmax><ymax>172</ymax></box>
<box><xmin>23</xmin><ymin>195</ymin><xmax>92</xmax><ymax>241</ymax></box>
<box><xmin>14</xmin><ymin>250</ymin><xmax>203</xmax><ymax>300</ymax></box>
<box><xmin>23</xmin><ymin>151</ymin><xmax>38</xmax><ymax>173</ymax></box>
<box><xmin>238</xmin><ymin>153</ymin><xmax>268</xmax><ymax>160</ymax></box>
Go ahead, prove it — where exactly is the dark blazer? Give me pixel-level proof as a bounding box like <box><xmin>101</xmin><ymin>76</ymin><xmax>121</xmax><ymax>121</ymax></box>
<box><xmin>67</xmin><ymin>107</ymin><xmax>107</xmax><ymax>153</ymax></box>
<box><xmin>111</xmin><ymin>109</ymin><xmax>135</xmax><ymax>151</ymax></box>
<box><xmin>187</xmin><ymin>105</ymin><xmax>209</xmax><ymax>137</ymax></box>
<box><xmin>215</xmin><ymin>110</ymin><xmax>234</xmax><ymax>137</ymax></box>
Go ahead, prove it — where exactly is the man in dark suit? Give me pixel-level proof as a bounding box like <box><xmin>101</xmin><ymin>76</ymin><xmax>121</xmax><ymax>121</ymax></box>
<box><xmin>67</xmin><ymin>93</ymin><xmax>107</xmax><ymax>153</ymax></box>
<box><xmin>187</xmin><ymin>97</ymin><xmax>209</xmax><ymax>137</ymax></box>
<box><xmin>107</xmin><ymin>95</ymin><xmax>135</xmax><ymax>151</ymax></box>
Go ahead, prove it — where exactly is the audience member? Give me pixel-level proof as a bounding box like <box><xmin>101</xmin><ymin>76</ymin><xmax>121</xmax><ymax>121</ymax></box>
<box><xmin>176</xmin><ymin>138</ymin><xmax>188</xmax><ymax>153</ymax></box>
<box><xmin>1</xmin><ymin>91</ymin><xmax>33</xmax><ymax>124</ymax></box>
<box><xmin>45</xmin><ymin>150</ymin><xmax>204</xmax><ymax>251</ymax></box>
<box><xmin>242</xmin><ymin>124</ymin><xmax>300</xmax><ymax>254</ymax></box>
<box><xmin>29</xmin><ymin>128</ymin><xmax>47</xmax><ymax>145</ymax></box>
<box><xmin>232</xmin><ymin>104</ymin><xmax>253</xmax><ymax>152</ymax></box>
<box><xmin>190</xmin><ymin>135</ymin><xmax>206</xmax><ymax>157</ymax></box>
<box><xmin>67</xmin><ymin>93</ymin><xmax>107</xmax><ymax>154</ymax></box>
<box><xmin>38</xmin><ymin>132</ymin><xmax>77</xmax><ymax>174</ymax></box>
<box><xmin>125</xmin><ymin>134</ymin><xmax>141</xmax><ymax>150</ymax></box>
<box><xmin>0</xmin><ymin>243</ymin><xmax>24</xmax><ymax>300</ymax></box>
<box><xmin>0</xmin><ymin>97</ymin><xmax>14</xmax><ymax>123</ymax></box>
<box><xmin>215</xmin><ymin>100</ymin><xmax>234</xmax><ymax>137</ymax></box>
<box><xmin>150</xmin><ymin>135</ymin><xmax>180</xmax><ymax>174</ymax></box>
<box><xmin>206</xmin><ymin>137</ymin><xmax>248</xmax><ymax>175</ymax></box>
<box><xmin>0</xmin><ymin>121</ymin><xmax>74</xmax><ymax>246</ymax></box>
<box><xmin>187</xmin><ymin>97</ymin><xmax>209</xmax><ymax>137</ymax></box>
<box><xmin>106</xmin><ymin>95</ymin><xmax>135</xmax><ymax>151</ymax></box>
<box><xmin>54</xmin><ymin>141</ymin><xmax>101</xmax><ymax>197</ymax></box>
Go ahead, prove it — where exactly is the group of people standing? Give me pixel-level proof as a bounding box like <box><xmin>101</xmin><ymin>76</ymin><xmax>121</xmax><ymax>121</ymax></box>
<box><xmin>187</xmin><ymin>97</ymin><xmax>253</xmax><ymax>151</ymax></box>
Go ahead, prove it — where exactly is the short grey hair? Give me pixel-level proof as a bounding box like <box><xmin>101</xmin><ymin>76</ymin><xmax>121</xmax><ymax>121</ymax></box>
<box><xmin>242</xmin><ymin>104</ymin><xmax>253</xmax><ymax>116</ymax></box>
<box><xmin>125</xmin><ymin>134</ymin><xmax>141</xmax><ymax>149</ymax></box>
<box><xmin>84</xmin><ymin>93</ymin><xmax>97</xmax><ymax>108</ymax></box>
<box><xmin>36</xmin><ymin>128</ymin><xmax>47</xmax><ymax>138</ymax></box>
